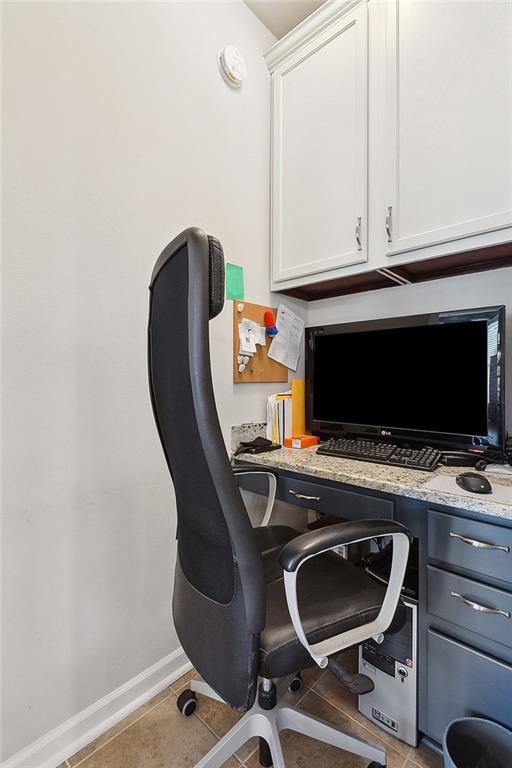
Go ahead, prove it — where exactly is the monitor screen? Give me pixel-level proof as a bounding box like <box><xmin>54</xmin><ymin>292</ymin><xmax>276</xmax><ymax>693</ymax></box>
<box><xmin>312</xmin><ymin>320</ymin><xmax>489</xmax><ymax>437</ymax></box>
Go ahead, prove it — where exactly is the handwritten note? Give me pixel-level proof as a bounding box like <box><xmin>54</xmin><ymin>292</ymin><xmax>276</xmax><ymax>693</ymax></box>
<box><xmin>267</xmin><ymin>304</ymin><xmax>304</xmax><ymax>371</ymax></box>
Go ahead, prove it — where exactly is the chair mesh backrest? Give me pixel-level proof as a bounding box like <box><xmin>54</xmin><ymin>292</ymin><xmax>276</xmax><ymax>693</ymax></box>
<box><xmin>147</xmin><ymin>229</ymin><xmax>265</xmax><ymax>709</ymax></box>
<box><xmin>148</xmin><ymin>233</ymin><xmax>237</xmax><ymax>602</ymax></box>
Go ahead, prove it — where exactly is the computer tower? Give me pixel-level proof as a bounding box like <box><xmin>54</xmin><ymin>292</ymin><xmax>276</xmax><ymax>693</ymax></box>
<box><xmin>358</xmin><ymin>599</ymin><xmax>418</xmax><ymax>747</ymax></box>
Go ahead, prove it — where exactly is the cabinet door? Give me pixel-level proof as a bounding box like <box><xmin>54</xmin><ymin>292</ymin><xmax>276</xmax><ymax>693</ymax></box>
<box><xmin>271</xmin><ymin>4</ymin><xmax>368</xmax><ymax>284</ymax></box>
<box><xmin>427</xmin><ymin>629</ymin><xmax>512</xmax><ymax>744</ymax></box>
<box><xmin>383</xmin><ymin>0</ymin><xmax>512</xmax><ymax>257</ymax></box>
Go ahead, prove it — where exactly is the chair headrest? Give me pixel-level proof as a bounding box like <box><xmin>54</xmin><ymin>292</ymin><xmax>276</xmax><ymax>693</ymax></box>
<box><xmin>208</xmin><ymin>236</ymin><xmax>225</xmax><ymax>320</ymax></box>
<box><xmin>150</xmin><ymin>228</ymin><xmax>225</xmax><ymax>321</ymax></box>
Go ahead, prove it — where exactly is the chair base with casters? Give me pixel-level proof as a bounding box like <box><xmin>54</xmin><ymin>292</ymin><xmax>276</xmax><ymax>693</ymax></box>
<box><xmin>177</xmin><ymin>674</ymin><xmax>387</xmax><ymax>768</ymax></box>
<box><xmin>171</xmin><ymin>514</ymin><xmax>410</xmax><ymax>768</ymax></box>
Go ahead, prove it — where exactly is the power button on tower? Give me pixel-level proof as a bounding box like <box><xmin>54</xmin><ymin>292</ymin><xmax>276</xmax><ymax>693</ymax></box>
<box><xmin>398</xmin><ymin>667</ymin><xmax>408</xmax><ymax>681</ymax></box>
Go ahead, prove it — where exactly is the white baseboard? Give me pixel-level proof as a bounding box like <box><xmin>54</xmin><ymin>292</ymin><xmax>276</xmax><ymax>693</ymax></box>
<box><xmin>2</xmin><ymin>648</ymin><xmax>192</xmax><ymax>768</ymax></box>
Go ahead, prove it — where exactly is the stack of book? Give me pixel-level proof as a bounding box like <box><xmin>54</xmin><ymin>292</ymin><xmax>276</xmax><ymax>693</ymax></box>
<box><xmin>266</xmin><ymin>379</ymin><xmax>305</xmax><ymax>444</ymax></box>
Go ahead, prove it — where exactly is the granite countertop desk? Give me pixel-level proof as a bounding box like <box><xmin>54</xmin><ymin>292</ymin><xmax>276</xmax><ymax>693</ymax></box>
<box><xmin>235</xmin><ymin>445</ymin><xmax>512</xmax><ymax>523</ymax></box>
<box><xmin>235</xmin><ymin>433</ymin><xmax>512</xmax><ymax>749</ymax></box>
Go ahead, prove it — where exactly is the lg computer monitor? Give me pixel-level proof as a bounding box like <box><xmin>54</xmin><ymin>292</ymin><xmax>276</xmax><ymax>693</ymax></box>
<box><xmin>306</xmin><ymin>306</ymin><xmax>505</xmax><ymax>450</ymax></box>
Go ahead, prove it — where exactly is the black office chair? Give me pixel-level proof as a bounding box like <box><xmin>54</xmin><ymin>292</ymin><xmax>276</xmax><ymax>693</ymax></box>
<box><xmin>148</xmin><ymin>228</ymin><xmax>410</xmax><ymax>768</ymax></box>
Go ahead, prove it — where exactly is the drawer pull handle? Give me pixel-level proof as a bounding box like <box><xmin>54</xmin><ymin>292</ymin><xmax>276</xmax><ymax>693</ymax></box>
<box><xmin>449</xmin><ymin>531</ymin><xmax>510</xmax><ymax>553</ymax></box>
<box><xmin>450</xmin><ymin>591</ymin><xmax>511</xmax><ymax>619</ymax></box>
<box><xmin>289</xmin><ymin>490</ymin><xmax>320</xmax><ymax>502</ymax></box>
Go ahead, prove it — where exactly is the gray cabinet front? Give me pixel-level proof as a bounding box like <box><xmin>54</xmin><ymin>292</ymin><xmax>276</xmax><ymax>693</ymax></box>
<box><xmin>427</xmin><ymin>629</ymin><xmax>512</xmax><ymax>744</ymax></box>
<box><xmin>427</xmin><ymin>566</ymin><xmax>512</xmax><ymax>649</ymax></box>
<box><xmin>277</xmin><ymin>476</ymin><xmax>395</xmax><ymax>521</ymax></box>
<box><xmin>428</xmin><ymin>509</ymin><xmax>512</xmax><ymax>586</ymax></box>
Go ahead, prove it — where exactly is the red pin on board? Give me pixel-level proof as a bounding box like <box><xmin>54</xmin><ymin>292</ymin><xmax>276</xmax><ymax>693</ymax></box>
<box><xmin>263</xmin><ymin>310</ymin><xmax>278</xmax><ymax>337</ymax></box>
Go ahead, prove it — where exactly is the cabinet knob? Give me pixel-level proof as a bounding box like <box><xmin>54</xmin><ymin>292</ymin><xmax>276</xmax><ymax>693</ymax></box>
<box><xmin>385</xmin><ymin>206</ymin><xmax>393</xmax><ymax>243</ymax></box>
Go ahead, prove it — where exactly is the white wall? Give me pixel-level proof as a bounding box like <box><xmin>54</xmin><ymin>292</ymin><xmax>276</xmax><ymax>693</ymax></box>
<box><xmin>1</xmin><ymin>2</ymin><xmax>303</xmax><ymax>761</ymax></box>
<box><xmin>307</xmin><ymin>266</ymin><xmax>512</xmax><ymax>432</ymax></box>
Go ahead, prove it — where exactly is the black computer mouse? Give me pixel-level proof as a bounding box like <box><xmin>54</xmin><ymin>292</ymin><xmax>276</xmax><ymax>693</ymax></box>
<box><xmin>456</xmin><ymin>472</ymin><xmax>493</xmax><ymax>494</ymax></box>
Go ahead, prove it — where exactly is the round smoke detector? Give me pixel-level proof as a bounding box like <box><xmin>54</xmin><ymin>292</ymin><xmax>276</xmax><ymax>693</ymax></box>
<box><xmin>218</xmin><ymin>45</ymin><xmax>247</xmax><ymax>87</ymax></box>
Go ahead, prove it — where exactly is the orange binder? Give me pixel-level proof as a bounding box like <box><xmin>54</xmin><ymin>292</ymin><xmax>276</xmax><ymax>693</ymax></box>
<box><xmin>291</xmin><ymin>379</ymin><xmax>305</xmax><ymax>436</ymax></box>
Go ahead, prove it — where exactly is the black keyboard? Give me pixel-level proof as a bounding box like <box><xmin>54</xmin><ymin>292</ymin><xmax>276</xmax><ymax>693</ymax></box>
<box><xmin>317</xmin><ymin>438</ymin><xmax>441</xmax><ymax>471</ymax></box>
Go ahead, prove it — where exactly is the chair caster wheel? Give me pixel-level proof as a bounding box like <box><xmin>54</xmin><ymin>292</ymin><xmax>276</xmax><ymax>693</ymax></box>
<box><xmin>367</xmin><ymin>762</ymin><xmax>385</xmax><ymax>768</ymax></box>
<box><xmin>288</xmin><ymin>674</ymin><xmax>302</xmax><ymax>693</ymax></box>
<box><xmin>177</xmin><ymin>689</ymin><xmax>197</xmax><ymax>717</ymax></box>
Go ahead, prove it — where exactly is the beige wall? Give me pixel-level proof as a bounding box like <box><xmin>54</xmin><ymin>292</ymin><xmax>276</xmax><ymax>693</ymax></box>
<box><xmin>0</xmin><ymin>2</ymin><xmax>303</xmax><ymax>760</ymax></box>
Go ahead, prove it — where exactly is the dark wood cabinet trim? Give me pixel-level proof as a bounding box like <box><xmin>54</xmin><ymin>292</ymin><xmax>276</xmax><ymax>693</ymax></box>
<box><xmin>278</xmin><ymin>242</ymin><xmax>512</xmax><ymax>301</ymax></box>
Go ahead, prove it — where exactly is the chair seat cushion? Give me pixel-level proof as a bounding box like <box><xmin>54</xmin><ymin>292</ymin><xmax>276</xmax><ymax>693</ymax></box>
<box><xmin>253</xmin><ymin>525</ymin><xmax>400</xmax><ymax>679</ymax></box>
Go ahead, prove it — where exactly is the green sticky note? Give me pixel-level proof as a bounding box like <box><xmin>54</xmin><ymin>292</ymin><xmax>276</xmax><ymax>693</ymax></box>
<box><xmin>225</xmin><ymin>262</ymin><xmax>244</xmax><ymax>300</ymax></box>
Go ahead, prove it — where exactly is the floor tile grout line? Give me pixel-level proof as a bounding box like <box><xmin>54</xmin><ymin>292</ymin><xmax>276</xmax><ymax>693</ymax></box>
<box><xmin>293</xmin><ymin>681</ymin><xmax>315</xmax><ymax>707</ymax></box>
<box><xmin>306</xmin><ymin>685</ymin><xmax>367</xmax><ymax>726</ymax></box>
<box><xmin>193</xmin><ymin>710</ymin><xmax>248</xmax><ymax>764</ymax></box>
<box><xmin>305</xmin><ymin>686</ymin><xmax>410</xmax><ymax>758</ymax></box>
<box><xmin>69</xmin><ymin>688</ymin><xmax>177</xmax><ymax>767</ymax></box>
<box><xmin>311</xmin><ymin>669</ymin><xmax>327</xmax><ymax>688</ymax></box>
<box><xmin>409</xmin><ymin>759</ymin><xmax>437</xmax><ymax>768</ymax></box>
<box><xmin>193</xmin><ymin>711</ymin><xmax>226</xmax><ymax>743</ymax></box>
<box><xmin>243</xmin><ymin>746</ymin><xmax>258</xmax><ymax>764</ymax></box>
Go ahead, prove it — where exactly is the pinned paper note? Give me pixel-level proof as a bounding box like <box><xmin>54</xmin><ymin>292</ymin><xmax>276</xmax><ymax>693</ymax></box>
<box><xmin>267</xmin><ymin>303</ymin><xmax>304</xmax><ymax>371</ymax></box>
<box><xmin>226</xmin><ymin>263</ymin><xmax>244</xmax><ymax>300</ymax></box>
<box><xmin>239</xmin><ymin>323</ymin><xmax>257</xmax><ymax>354</ymax></box>
<box><xmin>238</xmin><ymin>318</ymin><xmax>266</xmax><ymax>355</ymax></box>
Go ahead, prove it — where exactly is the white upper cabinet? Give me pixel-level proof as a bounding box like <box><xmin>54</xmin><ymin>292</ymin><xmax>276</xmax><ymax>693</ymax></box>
<box><xmin>381</xmin><ymin>0</ymin><xmax>512</xmax><ymax>259</ymax></box>
<box><xmin>268</xmin><ymin>3</ymin><xmax>368</xmax><ymax>285</ymax></box>
<box><xmin>266</xmin><ymin>0</ymin><xmax>512</xmax><ymax>294</ymax></box>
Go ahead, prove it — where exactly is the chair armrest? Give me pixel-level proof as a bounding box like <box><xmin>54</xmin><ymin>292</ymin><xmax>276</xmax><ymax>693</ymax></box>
<box><xmin>232</xmin><ymin>464</ymin><xmax>278</xmax><ymax>476</ymax></box>
<box><xmin>279</xmin><ymin>519</ymin><xmax>407</xmax><ymax>572</ymax></box>
<box><xmin>280</xmin><ymin>519</ymin><xmax>410</xmax><ymax>668</ymax></box>
<box><xmin>232</xmin><ymin>465</ymin><xmax>277</xmax><ymax>527</ymax></box>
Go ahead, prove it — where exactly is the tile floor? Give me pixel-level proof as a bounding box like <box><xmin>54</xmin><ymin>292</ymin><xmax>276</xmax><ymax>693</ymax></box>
<box><xmin>62</xmin><ymin>654</ymin><xmax>443</xmax><ymax>768</ymax></box>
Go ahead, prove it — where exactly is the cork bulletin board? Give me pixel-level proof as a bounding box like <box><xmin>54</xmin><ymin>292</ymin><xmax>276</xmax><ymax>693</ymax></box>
<box><xmin>232</xmin><ymin>301</ymin><xmax>288</xmax><ymax>384</ymax></box>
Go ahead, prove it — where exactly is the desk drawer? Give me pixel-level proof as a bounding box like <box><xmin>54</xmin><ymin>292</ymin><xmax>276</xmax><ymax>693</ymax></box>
<box><xmin>428</xmin><ymin>566</ymin><xmax>512</xmax><ymax>648</ymax></box>
<box><xmin>278</xmin><ymin>476</ymin><xmax>394</xmax><ymax>521</ymax></box>
<box><xmin>427</xmin><ymin>628</ymin><xmax>512</xmax><ymax>744</ymax></box>
<box><xmin>428</xmin><ymin>510</ymin><xmax>512</xmax><ymax>586</ymax></box>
